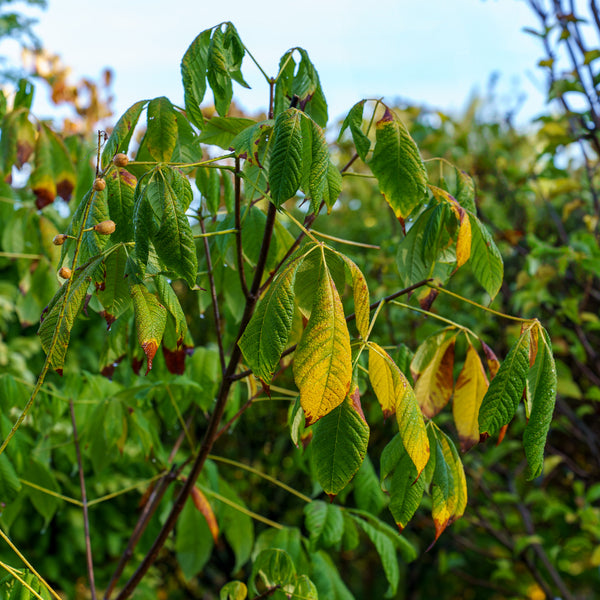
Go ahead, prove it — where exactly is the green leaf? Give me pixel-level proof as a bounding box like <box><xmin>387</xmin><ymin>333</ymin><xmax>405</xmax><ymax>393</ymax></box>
<box><xmin>144</xmin><ymin>167</ymin><xmax>198</xmax><ymax>287</ymax></box>
<box><xmin>339</xmin><ymin>100</ymin><xmax>371</xmax><ymax>161</ymax></box>
<box><xmin>303</xmin><ymin>500</ymin><xmax>344</xmax><ymax>550</ymax></box>
<box><xmin>311</xmin><ymin>389</ymin><xmax>369</xmax><ymax>495</ymax></box>
<box><xmin>468</xmin><ymin>213</ymin><xmax>503</xmax><ymax>300</ymax></box>
<box><xmin>524</xmin><ymin>325</ymin><xmax>557</xmax><ymax>479</ymax></box>
<box><xmin>0</xmin><ymin>454</ymin><xmax>21</xmax><ymax>503</ymax></box>
<box><xmin>310</xmin><ymin>551</ymin><xmax>355</xmax><ymax>600</ymax></box>
<box><xmin>155</xmin><ymin>274</ymin><xmax>187</xmax><ymax>343</ymax></box>
<box><xmin>131</xmin><ymin>283</ymin><xmax>167</xmax><ymax>374</ymax></box>
<box><xmin>454</xmin><ymin>168</ymin><xmax>476</xmax><ymax>213</ymax></box>
<box><xmin>380</xmin><ymin>434</ymin><xmax>425</xmax><ymax>530</ymax></box>
<box><xmin>350</xmin><ymin>514</ymin><xmax>399</xmax><ymax>595</ymax></box>
<box><xmin>101</xmin><ymin>100</ymin><xmax>147</xmax><ymax>169</ymax></box>
<box><xmin>105</xmin><ymin>167</ymin><xmax>136</xmax><ymax>243</ymax></box>
<box><xmin>479</xmin><ymin>330</ymin><xmax>530</xmax><ymax>439</ymax></box>
<box><xmin>269</xmin><ymin>108</ymin><xmax>304</xmax><ymax>207</ymax></box>
<box><xmin>353</xmin><ymin>455</ymin><xmax>387</xmax><ymax>515</ymax></box>
<box><xmin>146</xmin><ymin>97</ymin><xmax>178</xmax><ymax>162</ymax></box>
<box><xmin>181</xmin><ymin>28</ymin><xmax>211</xmax><ymax>129</ymax></box>
<box><xmin>97</xmin><ymin>246</ymin><xmax>131</xmax><ymax>328</ymax></box>
<box><xmin>198</xmin><ymin>116</ymin><xmax>256</xmax><ymax>149</ymax></box>
<box><xmin>38</xmin><ymin>254</ymin><xmax>105</xmax><ymax>374</ymax></box>
<box><xmin>396</xmin><ymin>208</ymin><xmax>454</xmax><ymax>289</ymax></box>
<box><xmin>229</xmin><ymin>119</ymin><xmax>273</xmax><ymax>166</ymax></box>
<box><xmin>205</xmin><ymin>167</ymin><xmax>221</xmax><ymax>215</ymax></box>
<box><xmin>249</xmin><ymin>549</ymin><xmax>295</xmax><ymax>597</ymax></box>
<box><xmin>84</xmin><ymin>185</ymin><xmax>110</xmax><ymax>257</ymax></box>
<box><xmin>238</xmin><ymin>257</ymin><xmax>301</xmax><ymax>383</ymax></box>
<box><xmin>299</xmin><ymin>113</ymin><xmax>329</xmax><ymax>212</ymax></box>
<box><xmin>369</xmin><ymin>107</ymin><xmax>428</xmax><ymax>219</ymax></box>
<box><xmin>220</xmin><ymin>581</ymin><xmax>248</xmax><ymax>600</ymax></box>
<box><xmin>176</xmin><ymin>495</ymin><xmax>214</xmax><ymax>580</ymax></box>
<box><xmin>207</xmin><ymin>28</ymin><xmax>233</xmax><ymax>116</ymax></box>
<box><xmin>26</xmin><ymin>459</ymin><xmax>61</xmax><ymax>527</ymax></box>
<box><xmin>323</xmin><ymin>160</ymin><xmax>343</xmax><ymax>212</ymax></box>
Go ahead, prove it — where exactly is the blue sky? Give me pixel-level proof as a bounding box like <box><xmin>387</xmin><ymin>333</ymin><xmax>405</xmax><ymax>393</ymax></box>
<box><xmin>11</xmin><ymin>0</ymin><xmax>548</xmax><ymax>125</ymax></box>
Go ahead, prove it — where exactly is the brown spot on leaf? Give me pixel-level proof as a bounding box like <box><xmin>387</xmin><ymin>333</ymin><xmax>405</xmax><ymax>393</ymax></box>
<box><xmin>34</xmin><ymin>187</ymin><xmax>55</xmax><ymax>210</ymax></box>
<box><xmin>56</xmin><ymin>179</ymin><xmax>74</xmax><ymax>202</ymax></box>
<box><xmin>99</xmin><ymin>310</ymin><xmax>116</xmax><ymax>330</ymax></box>
<box><xmin>349</xmin><ymin>386</ymin><xmax>367</xmax><ymax>423</ymax></box>
<box><xmin>162</xmin><ymin>345</ymin><xmax>186</xmax><ymax>375</ymax></box>
<box><xmin>16</xmin><ymin>141</ymin><xmax>34</xmax><ymax>167</ymax></box>
<box><xmin>378</xmin><ymin>107</ymin><xmax>394</xmax><ymax>124</ymax></box>
<box><xmin>300</xmin><ymin>429</ymin><xmax>312</xmax><ymax>450</ymax></box>
<box><xmin>418</xmin><ymin>288</ymin><xmax>439</xmax><ymax>311</ymax></box>
<box><xmin>132</xmin><ymin>355</ymin><xmax>144</xmax><ymax>376</ymax></box>
<box><xmin>459</xmin><ymin>434</ymin><xmax>477</xmax><ymax>453</ymax></box>
<box><xmin>479</xmin><ymin>432</ymin><xmax>490</xmax><ymax>443</ymax></box>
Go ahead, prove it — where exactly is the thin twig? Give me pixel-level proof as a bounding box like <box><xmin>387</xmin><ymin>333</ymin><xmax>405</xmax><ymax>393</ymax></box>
<box><xmin>70</xmin><ymin>401</ymin><xmax>96</xmax><ymax>598</ymax></box>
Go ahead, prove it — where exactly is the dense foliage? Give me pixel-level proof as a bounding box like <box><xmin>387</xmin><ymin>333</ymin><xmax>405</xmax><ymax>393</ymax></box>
<box><xmin>0</xmin><ymin>2</ymin><xmax>598</xmax><ymax>599</ymax></box>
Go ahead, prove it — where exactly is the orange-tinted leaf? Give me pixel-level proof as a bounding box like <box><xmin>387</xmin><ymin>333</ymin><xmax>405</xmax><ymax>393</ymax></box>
<box><xmin>293</xmin><ymin>261</ymin><xmax>352</xmax><ymax>426</ymax></box>
<box><xmin>497</xmin><ymin>423</ymin><xmax>509</xmax><ymax>445</ymax></box>
<box><xmin>414</xmin><ymin>338</ymin><xmax>455</xmax><ymax>418</ymax></box>
<box><xmin>453</xmin><ymin>344</ymin><xmax>489</xmax><ymax>452</ymax></box>
<box><xmin>191</xmin><ymin>486</ymin><xmax>219</xmax><ymax>543</ymax></box>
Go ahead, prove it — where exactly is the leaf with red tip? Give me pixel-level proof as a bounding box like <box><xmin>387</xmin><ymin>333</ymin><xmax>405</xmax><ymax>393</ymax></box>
<box><xmin>131</xmin><ymin>283</ymin><xmax>167</xmax><ymax>375</ymax></box>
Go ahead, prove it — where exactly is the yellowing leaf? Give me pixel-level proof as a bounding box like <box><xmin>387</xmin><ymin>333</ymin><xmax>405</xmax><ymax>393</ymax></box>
<box><xmin>455</xmin><ymin>212</ymin><xmax>472</xmax><ymax>268</ymax></box>
<box><xmin>453</xmin><ymin>344</ymin><xmax>489</xmax><ymax>452</ymax></box>
<box><xmin>414</xmin><ymin>338</ymin><xmax>455</xmax><ymax>418</ymax></box>
<box><xmin>339</xmin><ymin>253</ymin><xmax>370</xmax><ymax>339</ymax></box>
<box><xmin>293</xmin><ymin>261</ymin><xmax>352</xmax><ymax>426</ymax></box>
<box><xmin>191</xmin><ymin>486</ymin><xmax>219</xmax><ymax>543</ymax></box>
<box><xmin>368</xmin><ymin>342</ymin><xmax>430</xmax><ymax>476</ymax></box>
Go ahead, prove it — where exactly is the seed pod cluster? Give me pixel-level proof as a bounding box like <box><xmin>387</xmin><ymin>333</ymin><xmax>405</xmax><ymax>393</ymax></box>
<box><xmin>93</xmin><ymin>178</ymin><xmax>106</xmax><ymax>191</ymax></box>
<box><xmin>53</xmin><ymin>234</ymin><xmax>67</xmax><ymax>246</ymax></box>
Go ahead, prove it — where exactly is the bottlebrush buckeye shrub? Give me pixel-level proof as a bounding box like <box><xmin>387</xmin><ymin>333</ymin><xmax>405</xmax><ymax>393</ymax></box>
<box><xmin>0</xmin><ymin>22</ymin><xmax>557</xmax><ymax>600</ymax></box>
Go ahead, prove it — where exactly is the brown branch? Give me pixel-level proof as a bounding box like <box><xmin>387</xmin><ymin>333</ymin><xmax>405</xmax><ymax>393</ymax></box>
<box><xmin>70</xmin><ymin>400</ymin><xmax>97</xmax><ymax>600</ymax></box>
<box><xmin>200</xmin><ymin>216</ymin><xmax>226</xmax><ymax>374</ymax></box>
<box><xmin>103</xmin><ymin>467</ymin><xmax>179</xmax><ymax>599</ymax></box>
<box><xmin>252</xmin><ymin>585</ymin><xmax>282</xmax><ymax>600</ymax></box>
<box><xmin>113</xmin><ymin>201</ymin><xmax>279</xmax><ymax>600</ymax></box>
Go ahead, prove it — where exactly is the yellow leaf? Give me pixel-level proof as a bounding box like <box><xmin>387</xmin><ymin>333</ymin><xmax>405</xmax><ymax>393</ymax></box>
<box><xmin>438</xmin><ymin>430</ymin><xmax>467</xmax><ymax>521</ymax></box>
<box><xmin>294</xmin><ymin>262</ymin><xmax>352</xmax><ymax>426</ymax></box>
<box><xmin>453</xmin><ymin>343</ymin><xmax>489</xmax><ymax>452</ymax></box>
<box><xmin>368</xmin><ymin>342</ymin><xmax>430</xmax><ymax>476</ymax></box>
<box><xmin>414</xmin><ymin>338</ymin><xmax>455</xmax><ymax>418</ymax></box>
<box><xmin>455</xmin><ymin>211</ymin><xmax>472</xmax><ymax>268</ymax></box>
<box><xmin>339</xmin><ymin>253</ymin><xmax>370</xmax><ymax>339</ymax></box>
